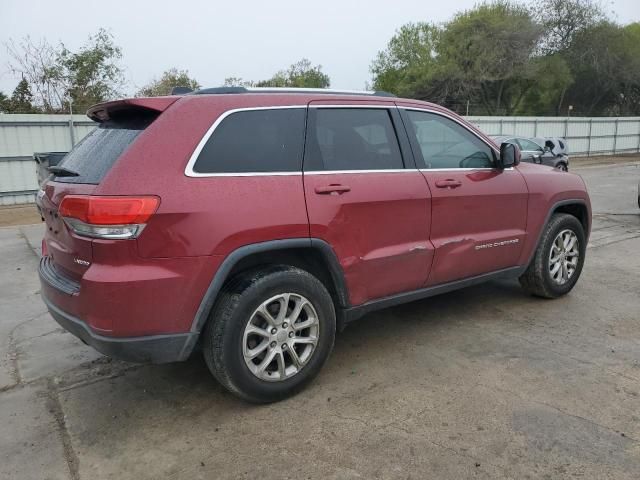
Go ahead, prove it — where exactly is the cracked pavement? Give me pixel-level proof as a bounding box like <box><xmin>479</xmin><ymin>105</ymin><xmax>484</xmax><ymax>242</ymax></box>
<box><xmin>1</xmin><ymin>161</ymin><xmax>639</xmax><ymax>479</ymax></box>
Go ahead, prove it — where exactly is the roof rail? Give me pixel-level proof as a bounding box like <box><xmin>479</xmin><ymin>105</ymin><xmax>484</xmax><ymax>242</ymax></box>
<box><xmin>191</xmin><ymin>87</ymin><xmax>396</xmax><ymax>97</ymax></box>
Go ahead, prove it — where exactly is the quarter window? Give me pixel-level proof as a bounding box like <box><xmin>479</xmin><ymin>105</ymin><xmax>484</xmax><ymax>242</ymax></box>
<box><xmin>305</xmin><ymin>108</ymin><xmax>404</xmax><ymax>171</ymax></box>
<box><xmin>404</xmin><ymin>110</ymin><xmax>495</xmax><ymax>169</ymax></box>
<box><xmin>193</xmin><ymin>108</ymin><xmax>305</xmax><ymax>173</ymax></box>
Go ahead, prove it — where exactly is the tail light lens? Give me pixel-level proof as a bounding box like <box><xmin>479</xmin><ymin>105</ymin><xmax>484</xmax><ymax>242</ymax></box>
<box><xmin>59</xmin><ymin>195</ymin><xmax>160</xmax><ymax>239</ymax></box>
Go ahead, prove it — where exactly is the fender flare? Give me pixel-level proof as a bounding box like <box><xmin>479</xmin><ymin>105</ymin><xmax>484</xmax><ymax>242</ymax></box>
<box><xmin>179</xmin><ymin>238</ymin><xmax>349</xmax><ymax>359</ymax></box>
<box><xmin>523</xmin><ymin>198</ymin><xmax>590</xmax><ymax>267</ymax></box>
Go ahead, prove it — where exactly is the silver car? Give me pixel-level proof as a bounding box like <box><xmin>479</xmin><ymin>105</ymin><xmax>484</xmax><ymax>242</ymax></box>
<box><xmin>492</xmin><ymin>135</ymin><xmax>569</xmax><ymax>171</ymax></box>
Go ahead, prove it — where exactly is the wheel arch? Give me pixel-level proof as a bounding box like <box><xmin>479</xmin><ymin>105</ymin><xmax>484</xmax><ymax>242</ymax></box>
<box><xmin>180</xmin><ymin>238</ymin><xmax>349</xmax><ymax>359</ymax></box>
<box><xmin>553</xmin><ymin>201</ymin><xmax>589</xmax><ymax>235</ymax></box>
<box><xmin>523</xmin><ymin>199</ymin><xmax>590</xmax><ymax>269</ymax></box>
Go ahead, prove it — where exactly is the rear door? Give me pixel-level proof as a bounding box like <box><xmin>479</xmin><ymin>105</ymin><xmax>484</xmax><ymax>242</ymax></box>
<box><xmin>399</xmin><ymin>106</ymin><xmax>529</xmax><ymax>286</ymax></box>
<box><xmin>303</xmin><ymin>102</ymin><xmax>434</xmax><ymax>306</ymax></box>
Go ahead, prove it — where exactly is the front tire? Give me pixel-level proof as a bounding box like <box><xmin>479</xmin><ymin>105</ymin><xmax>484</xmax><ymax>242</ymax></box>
<box><xmin>203</xmin><ymin>266</ymin><xmax>336</xmax><ymax>403</ymax></box>
<box><xmin>519</xmin><ymin>213</ymin><xmax>586</xmax><ymax>298</ymax></box>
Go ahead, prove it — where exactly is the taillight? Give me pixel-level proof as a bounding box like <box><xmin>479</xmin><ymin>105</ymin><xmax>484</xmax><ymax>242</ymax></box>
<box><xmin>59</xmin><ymin>195</ymin><xmax>160</xmax><ymax>239</ymax></box>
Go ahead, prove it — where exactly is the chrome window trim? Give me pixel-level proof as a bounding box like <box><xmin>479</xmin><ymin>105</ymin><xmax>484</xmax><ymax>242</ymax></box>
<box><xmin>305</xmin><ymin>169</ymin><xmax>413</xmax><ymax>175</ymax></box>
<box><xmin>184</xmin><ymin>106</ymin><xmax>307</xmax><ymax>178</ymax></box>
<box><xmin>305</xmin><ymin>168</ymin><xmax>514</xmax><ymax>174</ymax></box>
<box><xmin>184</xmin><ymin>104</ymin><xmax>508</xmax><ymax>178</ymax></box>
<box><xmin>419</xmin><ymin>167</ymin><xmax>514</xmax><ymax>173</ymax></box>
<box><xmin>188</xmin><ymin>171</ymin><xmax>303</xmax><ymax>177</ymax></box>
<box><xmin>309</xmin><ymin>104</ymin><xmax>395</xmax><ymax>109</ymax></box>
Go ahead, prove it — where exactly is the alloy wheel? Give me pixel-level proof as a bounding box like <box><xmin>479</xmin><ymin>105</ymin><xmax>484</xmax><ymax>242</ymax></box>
<box><xmin>549</xmin><ymin>229</ymin><xmax>580</xmax><ymax>285</ymax></box>
<box><xmin>242</xmin><ymin>293</ymin><xmax>319</xmax><ymax>382</ymax></box>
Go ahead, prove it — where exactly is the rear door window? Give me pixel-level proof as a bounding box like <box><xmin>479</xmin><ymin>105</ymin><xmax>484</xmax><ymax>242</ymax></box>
<box><xmin>192</xmin><ymin>108</ymin><xmax>306</xmax><ymax>173</ymax></box>
<box><xmin>305</xmin><ymin>108</ymin><xmax>404</xmax><ymax>171</ymax></box>
<box><xmin>54</xmin><ymin>112</ymin><xmax>156</xmax><ymax>184</ymax></box>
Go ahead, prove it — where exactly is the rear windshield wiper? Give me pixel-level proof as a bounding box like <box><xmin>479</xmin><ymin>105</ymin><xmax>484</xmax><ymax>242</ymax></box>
<box><xmin>48</xmin><ymin>165</ymin><xmax>80</xmax><ymax>177</ymax></box>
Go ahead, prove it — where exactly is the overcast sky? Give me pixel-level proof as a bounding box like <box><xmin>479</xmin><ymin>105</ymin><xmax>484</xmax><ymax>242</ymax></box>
<box><xmin>1</xmin><ymin>0</ymin><xmax>638</xmax><ymax>95</ymax></box>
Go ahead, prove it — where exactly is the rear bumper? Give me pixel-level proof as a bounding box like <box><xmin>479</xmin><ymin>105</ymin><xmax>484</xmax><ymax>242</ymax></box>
<box><xmin>42</xmin><ymin>294</ymin><xmax>195</xmax><ymax>363</ymax></box>
<box><xmin>36</xmin><ymin>248</ymin><xmax>219</xmax><ymax>358</ymax></box>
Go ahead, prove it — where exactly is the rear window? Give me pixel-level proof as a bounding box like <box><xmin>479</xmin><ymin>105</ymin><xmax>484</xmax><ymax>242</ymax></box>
<box><xmin>192</xmin><ymin>108</ymin><xmax>306</xmax><ymax>174</ymax></box>
<box><xmin>54</xmin><ymin>111</ymin><xmax>156</xmax><ymax>184</ymax></box>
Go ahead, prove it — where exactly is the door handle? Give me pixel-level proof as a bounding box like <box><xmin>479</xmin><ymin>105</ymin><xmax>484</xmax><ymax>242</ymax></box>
<box><xmin>314</xmin><ymin>184</ymin><xmax>351</xmax><ymax>195</ymax></box>
<box><xmin>434</xmin><ymin>179</ymin><xmax>462</xmax><ymax>189</ymax></box>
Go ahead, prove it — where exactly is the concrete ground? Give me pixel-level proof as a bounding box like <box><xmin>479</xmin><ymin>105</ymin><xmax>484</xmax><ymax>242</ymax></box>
<box><xmin>1</xmin><ymin>160</ymin><xmax>639</xmax><ymax>480</ymax></box>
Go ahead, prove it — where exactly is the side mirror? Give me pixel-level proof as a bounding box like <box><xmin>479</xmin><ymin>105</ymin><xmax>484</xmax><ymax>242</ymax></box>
<box><xmin>499</xmin><ymin>142</ymin><xmax>520</xmax><ymax>169</ymax></box>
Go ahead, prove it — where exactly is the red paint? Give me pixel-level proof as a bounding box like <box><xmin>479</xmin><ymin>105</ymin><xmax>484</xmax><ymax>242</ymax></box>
<box><xmin>38</xmin><ymin>92</ymin><xmax>591</xmax><ymax>341</ymax></box>
<box><xmin>39</xmin><ymin>181</ymin><xmax>95</xmax><ymax>280</ymax></box>
<box><xmin>304</xmin><ymin>171</ymin><xmax>433</xmax><ymax>305</ymax></box>
<box><xmin>422</xmin><ymin>168</ymin><xmax>529</xmax><ymax>285</ymax></box>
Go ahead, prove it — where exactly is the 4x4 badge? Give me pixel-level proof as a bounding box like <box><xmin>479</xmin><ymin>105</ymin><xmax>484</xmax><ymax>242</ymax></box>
<box><xmin>73</xmin><ymin>258</ymin><xmax>90</xmax><ymax>266</ymax></box>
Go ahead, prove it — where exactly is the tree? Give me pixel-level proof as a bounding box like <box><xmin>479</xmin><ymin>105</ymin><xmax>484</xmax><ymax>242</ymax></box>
<box><xmin>532</xmin><ymin>0</ymin><xmax>607</xmax><ymax>53</ymax></box>
<box><xmin>6</xmin><ymin>29</ymin><xmax>124</xmax><ymax>112</ymax></box>
<box><xmin>137</xmin><ymin>68</ymin><xmax>200</xmax><ymax>97</ymax></box>
<box><xmin>9</xmin><ymin>78</ymin><xmax>38</xmax><ymax>113</ymax></box>
<box><xmin>0</xmin><ymin>92</ymin><xmax>10</xmax><ymax>113</ymax></box>
<box><xmin>6</xmin><ymin>36</ymin><xmax>63</xmax><ymax>112</ymax></box>
<box><xmin>223</xmin><ymin>77</ymin><xmax>255</xmax><ymax>87</ymax></box>
<box><xmin>370</xmin><ymin>23</ymin><xmax>441</xmax><ymax>97</ymax></box>
<box><xmin>224</xmin><ymin>59</ymin><xmax>330</xmax><ymax>89</ymax></box>
<box><xmin>516</xmin><ymin>54</ymin><xmax>573</xmax><ymax>114</ymax></box>
<box><xmin>563</xmin><ymin>21</ymin><xmax>640</xmax><ymax>115</ymax></box>
<box><xmin>368</xmin><ymin>0</ymin><xmax>630</xmax><ymax>115</ymax></box>
<box><xmin>59</xmin><ymin>29</ymin><xmax>124</xmax><ymax>110</ymax></box>
<box><xmin>371</xmin><ymin>2</ymin><xmax>544</xmax><ymax>114</ymax></box>
<box><xmin>617</xmin><ymin>23</ymin><xmax>640</xmax><ymax>115</ymax></box>
<box><xmin>256</xmin><ymin>59</ymin><xmax>330</xmax><ymax>88</ymax></box>
<box><xmin>437</xmin><ymin>2</ymin><xmax>544</xmax><ymax>115</ymax></box>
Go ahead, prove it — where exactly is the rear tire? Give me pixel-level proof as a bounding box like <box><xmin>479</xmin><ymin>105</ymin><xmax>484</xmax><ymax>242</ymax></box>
<box><xmin>203</xmin><ymin>266</ymin><xmax>336</xmax><ymax>403</ymax></box>
<box><xmin>519</xmin><ymin>213</ymin><xmax>586</xmax><ymax>298</ymax></box>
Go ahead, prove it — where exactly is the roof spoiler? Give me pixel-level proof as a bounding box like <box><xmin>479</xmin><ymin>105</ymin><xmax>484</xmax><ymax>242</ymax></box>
<box><xmin>86</xmin><ymin>97</ymin><xmax>179</xmax><ymax>123</ymax></box>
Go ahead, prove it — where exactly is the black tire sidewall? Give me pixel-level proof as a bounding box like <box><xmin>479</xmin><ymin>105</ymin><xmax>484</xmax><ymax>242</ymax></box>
<box><xmin>539</xmin><ymin>215</ymin><xmax>586</xmax><ymax>296</ymax></box>
<box><xmin>216</xmin><ymin>270</ymin><xmax>335</xmax><ymax>403</ymax></box>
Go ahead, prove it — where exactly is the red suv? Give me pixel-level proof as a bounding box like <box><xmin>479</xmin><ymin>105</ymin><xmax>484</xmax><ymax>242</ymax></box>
<box><xmin>37</xmin><ymin>88</ymin><xmax>591</xmax><ymax>402</ymax></box>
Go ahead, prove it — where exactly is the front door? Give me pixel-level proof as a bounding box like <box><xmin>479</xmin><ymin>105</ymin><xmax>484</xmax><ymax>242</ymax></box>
<box><xmin>303</xmin><ymin>104</ymin><xmax>434</xmax><ymax>306</ymax></box>
<box><xmin>400</xmin><ymin>107</ymin><xmax>529</xmax><ymax>286</ymax></box>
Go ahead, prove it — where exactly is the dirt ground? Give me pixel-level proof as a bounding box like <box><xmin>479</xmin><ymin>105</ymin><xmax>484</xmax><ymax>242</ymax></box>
<box><xmin>570</xmin><ymin>152</ymin><xmax>640</xmax><ymax>167</ymax></box>
<box><xmin>0</xmin><ymin>203</ymin><xmax>42</xmax><ymax>228</ymax></box>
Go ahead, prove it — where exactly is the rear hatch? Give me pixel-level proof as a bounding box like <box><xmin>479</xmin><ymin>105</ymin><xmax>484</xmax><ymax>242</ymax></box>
<box><xmin>37</xmin><ymin>98</ymin><xmax>176</xmax><ymax>284</ymax></box>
